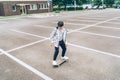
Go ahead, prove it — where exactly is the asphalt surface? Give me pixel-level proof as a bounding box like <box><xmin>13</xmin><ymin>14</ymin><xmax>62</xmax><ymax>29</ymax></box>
<box><xmin>0</xmin><ymin>8</ymin><xmax>120</xmax><ymax>80</ymax></box>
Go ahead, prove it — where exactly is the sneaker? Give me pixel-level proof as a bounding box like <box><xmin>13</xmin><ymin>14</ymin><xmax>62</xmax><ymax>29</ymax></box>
<box><xmin>52</xmin><ymin>61</ymin><xmax>58</xmax><ymax>66</ymax></box>
<box><xmin>61</xmin><ymin>56</ymin><xmax>69</xmax><ymax>60</ymax></box>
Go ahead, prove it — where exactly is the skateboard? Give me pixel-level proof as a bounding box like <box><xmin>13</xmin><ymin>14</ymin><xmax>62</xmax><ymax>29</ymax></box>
<box><xmin>53</xmin><ymin>60</ymin><xmax>68</xmax><ymax>67</ymax></box>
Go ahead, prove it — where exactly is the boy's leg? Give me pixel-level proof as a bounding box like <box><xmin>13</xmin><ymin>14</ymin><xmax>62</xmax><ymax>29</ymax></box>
<box><xmin>53</xmin><ymin>47</ymin><xmax>59</xmax><ymax>60</ymax></box>
<box><xmin>59</xmin><ymin>41</ymin><xmax>66</xmax><ymax>57</ymax></box>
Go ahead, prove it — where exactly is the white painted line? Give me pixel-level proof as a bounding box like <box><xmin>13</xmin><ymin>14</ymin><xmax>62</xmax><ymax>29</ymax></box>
<box><xmin>68</xmin><ymin>19</ymin><xmax>98</xmax><ymax>22</ymax></box>
<box><xmin>76</xmin><ymin>17</ymin><xmax>109</xmax><ymax>20</ymax></box>
<box><xmin>0</xmin><ymin>17</ymin><xmax>24</xmax><ymax>21</ymax></box>
<box><xmin>6</xmin><ymin>27</ymin><xmax>120</xmax><ymax>60</ymax></box>
<box><xmin>95</xmin><ymin>26</ymin><xmax>120</xmax><ymax>30</ymax></box>
<box><xmin>0</xmin><ymin>49</ymin><xmax>53</xmax><ymax>80</ymax></box>
<box><xmin>11</xmin><ymin>29</ymin><xmax>48</xmax><ymax>39</ymax></box>
<box><xmin>34</xmin><ymin>25</ymin><xmax>72</xmax><ymax>31</ymax></box>
<box><xmin>106</xmin><ymin>22</ymin><xmax>120</xmax><ymax>25</ymax></box>
<box><xmin>68</xmin><ymin>17</ymin><xmax>119</xmax><ymax>34</ymax></box>
<box><xmin>7</xmin><ymin>39</ymin><xmax>48</xmax><ymax>52</ymax></box>
<box><xmin>53</xmin><ymin>22</ymin><xmax>88</xmax><ymax>26</ymax></box>
<box><xmin>76</xmin><ymin>31</ymin><xmax>120</xmax><ymax>39</ymax></box>
<box><xmin>68</xmin><ymin>43</ymin><xmax>120</xmax><ymax>58</ymax></box>
<box><xmin>34</xmin><ymin>25</ymin><xmax>54</xmax><ymax>29</ymax></box>
<box><xmin>6</xmin><ymin>17</ymin><xmax>119</xmax><ymax>55</ymax></box>
<box><xmin>65</xmin><ymin>22</ymin><xmax>88</xmax><ymax>26</ymax></box>
<box><xmin>9</xmin><ymin>16</ymin><xmax>119</xmax><ymax>53</ymax></box>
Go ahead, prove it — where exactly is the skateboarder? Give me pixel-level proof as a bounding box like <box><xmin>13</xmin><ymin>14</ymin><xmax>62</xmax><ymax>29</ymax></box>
<box><xmin>50</xmin><ymin>21</ymin><xmax>69</xmax><ymax>66</ymax></box>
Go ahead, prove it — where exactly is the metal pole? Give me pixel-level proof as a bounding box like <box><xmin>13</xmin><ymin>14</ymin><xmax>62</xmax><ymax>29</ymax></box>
<box><xmin>102</xmin><ymin>0</ymin><xmax>104</xmax><ymax>6</ymax></box>
<box><xmin>74</xmin><ymin>0</ymin><xmax>76</xmax><ymax>10</ymax></box>
<box><xmin>22</xmin><ymin>5</ymin><xmax>24</xmax><ymax>14</ymax></box>
<box><xmin>92</xmin><ymin>0</ymin><xmax>94</xmax><ymax>6</ymax></box>
<box><xmin>47</xmin><ymin>0</ymin><xmax>50</xmax><ymax>13</ymax></box>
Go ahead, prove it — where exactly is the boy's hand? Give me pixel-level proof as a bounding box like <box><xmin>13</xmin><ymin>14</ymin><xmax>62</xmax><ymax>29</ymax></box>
<box><xmin>50</xmin><ymin>42</ymin><xmax>54</xmax><ymax>47</ymax></box>
<box><xmin>66</xmin><ymin>44</ymin><xmax>68</xmax><ymax>48</ymax></box>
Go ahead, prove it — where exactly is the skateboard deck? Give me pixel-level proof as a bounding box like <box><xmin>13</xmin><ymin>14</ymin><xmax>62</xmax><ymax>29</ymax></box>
<box><xmin>53</xmin><ymin>60</ymin><xmax>68</xmax><ymax>67</ymax></box>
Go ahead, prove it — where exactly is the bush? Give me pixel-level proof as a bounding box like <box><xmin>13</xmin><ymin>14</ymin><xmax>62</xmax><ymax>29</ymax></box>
<box><xmin>67</xmin><ymin>7</ymin><xmax>83</xmax><ymax>11</ymax></box>
<box><xmin>53</xmin><ymin>7</ymin><xmax>83</xmax><ymax>12</ymax></box>
<box><xmin>55</xmin><ymin>10</ymin><xmax>60</xmax><ymax>13</ymax></box>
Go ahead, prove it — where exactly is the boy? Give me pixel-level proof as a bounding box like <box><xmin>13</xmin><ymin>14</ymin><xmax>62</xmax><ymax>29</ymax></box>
<box><xmin>50</xmin><ymin>21</ymin><xmax>69</xmax><ymax>66</ymax></box>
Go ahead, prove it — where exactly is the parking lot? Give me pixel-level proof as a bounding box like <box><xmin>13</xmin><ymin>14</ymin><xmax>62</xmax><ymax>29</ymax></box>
<box><xmin>0</xmin><ymin>9</ymin><xmax>120</xmax><ymax>80</ymax></box>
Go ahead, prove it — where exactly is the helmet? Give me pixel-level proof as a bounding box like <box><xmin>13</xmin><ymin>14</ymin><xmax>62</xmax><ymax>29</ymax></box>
<box><xmin>57</xmin><ymin>21</ymin><xmax>64</xmax><ymax>27</ymax></box>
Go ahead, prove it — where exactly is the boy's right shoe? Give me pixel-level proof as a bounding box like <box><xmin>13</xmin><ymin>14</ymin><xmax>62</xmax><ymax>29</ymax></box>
<box><xmin>52</xmin><ymin>61</ymin><xmax>58</xmax><ymax>66</ymax></box>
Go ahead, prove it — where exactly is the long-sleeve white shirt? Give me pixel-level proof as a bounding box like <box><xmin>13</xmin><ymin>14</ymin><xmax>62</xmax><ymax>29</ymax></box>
<box><xmin>50</xmin><ymin>28</ymin><xmax>67</xmax><ymax>47</ymax></box>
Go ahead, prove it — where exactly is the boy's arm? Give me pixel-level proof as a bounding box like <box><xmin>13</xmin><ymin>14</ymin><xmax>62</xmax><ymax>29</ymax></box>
<box><xmin>63</xmin><ymin>28</ymin><xmax>68</xmax><ymax>45</ymax></box>
<box><xmin>50</xmin><ymin>28</ymin><xmax>57</xmax><ymax>43</ymax></box>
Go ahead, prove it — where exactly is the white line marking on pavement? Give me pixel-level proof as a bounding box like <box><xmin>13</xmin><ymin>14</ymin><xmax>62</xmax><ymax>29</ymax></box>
<box><xmin>76</xmin><ymin>31</ymin><xmax>120</xmax><ymax>39</ymax></box>
<box><xmin>11</xmin><ymin>29</ymin><xmax>48</xmax><ymax>39</ymax></box>
<box><xmin>68</xmin><ymin>17</ymin><xmax>119</xmax><ymax>34</ymax></box>
<box><xmin>7</xmin><ymin>28</ymin><xmax>120</xmax><ymax>59</ymax></box>
<box><xmin>64</xmin><ymin>22</ymin><xmax>88</xmax><ymax>26</ymax></box>
<box><xmin>53</xmin><ymin>22</ymin><xmax>88</xmax><ymax>26</ymax></box>
<box><xmin>69</xmin><ymin>43</ymin><xmax>120</xmax><ymax>58</ymax></box>
<box><xmin>7</xmin><ymin>39</ymin><xmax>48</xmax><ymax>52</ymax></box>
<box><xmin>95</xmin><ymin>26</ymin><xmax>120</xmax><ymax>30</ymax></box>
<box><xmin>10</xmin><ymin>16</ymin><xmax>120</xmax><ymax>53</ymax></box>
<box><xmin>34</xmin><ymin>25</ymin><xmax>72</xmax><ymax>31</ymax></box>
<box><xmin>6</xmin><ymin>17</ymin><xmax>119</xmax><ymax>56</ymax></box>
<box><xmin>0</xmin><ymin>49</ymin><xmax>53</xmax><ymax>80</ymax></box>
<box><xmin>68</xmin><ymin>19</ymin><xmax>98</xmax><ymax>22</ymax></box>
<box><xmin>34</xmin><ymin>25</ymin><xmax>54</xmax><ymax>29</ymax></box>
<box><xmin>76</xmin><ymin>17</ymin><xmax>109</xmax><ymax>20</ymax></box>
<box><xmin>106</xmin><ymin>22</ymin><xmax>120</xmax><ymax>25</ymax></box>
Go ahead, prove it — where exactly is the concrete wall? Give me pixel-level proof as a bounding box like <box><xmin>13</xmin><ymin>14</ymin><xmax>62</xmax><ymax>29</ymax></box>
<box><xmin>0</xmin><ymin>3</ymin><xmax>5</xmax><ymax>16</ymax></box>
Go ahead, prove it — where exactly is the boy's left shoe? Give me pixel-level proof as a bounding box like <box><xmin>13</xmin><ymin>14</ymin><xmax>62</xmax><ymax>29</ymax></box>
<box><xmin>61</xmin><ymin>56</ymin><xmax>69</xmax><ymax>60</ymax></box>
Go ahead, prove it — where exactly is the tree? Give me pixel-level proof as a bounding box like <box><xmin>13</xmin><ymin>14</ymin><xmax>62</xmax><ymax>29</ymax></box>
<box><xmin>93</xmin><ymin>0</ymin><xmax>102</xmax><ymax>5</ymax></box>
<box><xmin>72</xmin><ymin>0</ymin><xmax>82</xmax><ymax>6</ymax></box>
<box><xmin>115</xmin><ymin>0</ymin><xmax>120</xmax><ymax>5</ymax></box>
<box><xmin>104</xmin><ymin>0</ymin><xmax>114</xmax><ymax>7</ymax></box>
<box><xmin>52</xmin><ymin>0</ymin><xmax>73</xmax><ymax>10</ymax></box>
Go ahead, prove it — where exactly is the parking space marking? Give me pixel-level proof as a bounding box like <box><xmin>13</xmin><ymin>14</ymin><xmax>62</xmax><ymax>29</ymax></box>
<box><xmin>69</xmin><ymin>43</ymin><xmax>120</xmax><ymax>59</ymax></box>
<box><xmin>9</xmin><ymin>29</ymin><xmax>120</xmax><ymax>59</ymax></box>
<box><xmin>34</xmin><ymin>25</ymin><xmax>72</xmax><ymax>31</ymax></box>
<box><xmin>0</xmin><ymin>49</ymin><xmax>53</xmax><ymax>80</ymax></box>
<box><xmin>8</xmin><ymin>29</ymin><xmax>120</xmax><ymax>59</ymax></box>
<box><xmin>95</xmin><ymin>26</ymin><xmax>120</xmax><ymax>30</ymax></box>
<box><xmin>11</xmin><ymin>29</ymin><xmax>48</xmax><ymax>39</ymax></box>
<box><xmin>64</xmin><ymin>22</ymin><xmax>88</xmax><ymax>26</ymax></box>
<box><xmin>7</xmin><ymin>38</ymin><xmax>48</xmax><ymax>52</ymax></box>
<box><xmin>2</xmin><ymin>16</ymin><xmax>119</xmax><ymax>58</ymax></box>
<box><xmin>75</xmin><ymin>17</ymin><xmax>109</xmax><ymax>20</ymax></box>
<box><xmin>68</xmin><ymin>19</ymin><xmax>98</xmax><ymax>22</ymax></box>
<box><xmin>68</xmin><ymin>17</ymin><xmax>119</xmax><ymax>34</ymax></box>
<box><xmin>0</xmin><ymin>17</ymin><xmax>25</xmax><ymax>21</ymax></box>
<box><xmin>34</xmin><ymin>25</ymin><xmax>54</xmax><ymax>29</ymax></box>
<box><xmin>53</xmin><ymin>22</ymin><xmax>88</xmax><ymax>26</ymax></box>
<box><xmin>76</xmin><ymin>31</ymin><xmax>120</xmax><ymax>39</ymax></box>
<box><xmin>106</xmin><ymin>22</ymin><xmax>120</xmax><ymax>25</ymax></box>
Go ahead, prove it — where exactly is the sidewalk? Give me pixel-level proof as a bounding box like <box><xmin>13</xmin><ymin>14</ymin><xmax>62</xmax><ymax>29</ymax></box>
<box><xmin>27</xmin><ymin>12</ymin><xmax>60</xmax><ymax>18</ymax></box>
<box><xmin>0</xmin><ymin>14</ymin><xmax>29</xmax><ymax>21</ymax></box>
